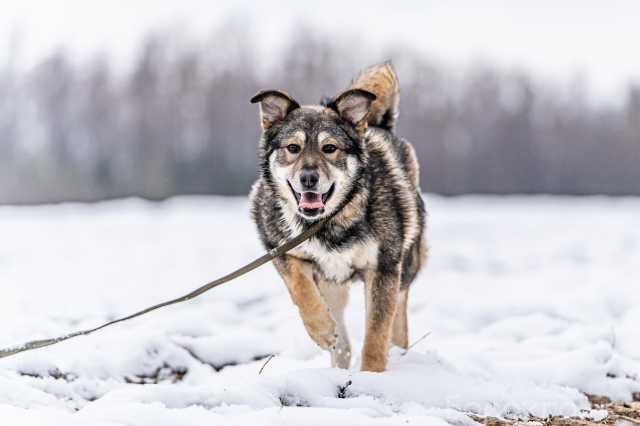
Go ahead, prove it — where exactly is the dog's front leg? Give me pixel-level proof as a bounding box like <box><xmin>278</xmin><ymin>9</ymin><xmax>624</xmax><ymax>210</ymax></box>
<box><xmin>361</xmin><ymin>262</ymin><xmax>401</xmax><ymax>372</ymax></box>
<box><xmin>273</xmin><ymin>255</ymin><xmax>337</xmax><ymax>350</ymax></box>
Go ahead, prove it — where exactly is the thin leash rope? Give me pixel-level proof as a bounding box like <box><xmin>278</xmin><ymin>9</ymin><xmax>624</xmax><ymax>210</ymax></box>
<box><xmin>0</xmin><ymin>219</ymin><xmax>326</xmax><ymax>360</ymax></box>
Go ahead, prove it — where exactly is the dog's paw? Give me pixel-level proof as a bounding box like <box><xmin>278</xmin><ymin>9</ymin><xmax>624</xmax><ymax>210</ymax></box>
<box><xmin>303</xmin><ymin>316</ymin><xmax>338</xmax><ymax>350</ymax></box>
<box><xmin>331</xmin><ymin>344</ymin><xmax>352</xmax><ymax>369</ymax></box>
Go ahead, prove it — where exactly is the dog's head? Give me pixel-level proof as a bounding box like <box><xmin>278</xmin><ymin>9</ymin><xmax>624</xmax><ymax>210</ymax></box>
<box><xmin>251</xmin><ymin>88</ymin><xmax>375</xmax><ymax>221</ymax></box>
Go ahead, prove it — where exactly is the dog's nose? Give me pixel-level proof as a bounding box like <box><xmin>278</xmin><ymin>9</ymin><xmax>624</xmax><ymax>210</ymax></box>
<box><xmin>300</xmin><ymin>168</ymin><xmax>319</xmax><ymax>190</ymax></box>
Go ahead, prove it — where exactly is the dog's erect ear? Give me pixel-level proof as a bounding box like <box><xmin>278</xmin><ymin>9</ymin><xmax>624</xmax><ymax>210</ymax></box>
<box><xmin>329</xmin><ymin>89</ymin><xmax>376</xmax><ymax>132</ymax></box>
<box><xmin>250</xmin><ymin>90</ymin><xmax>300</xmax><ymax>130</ymax></box>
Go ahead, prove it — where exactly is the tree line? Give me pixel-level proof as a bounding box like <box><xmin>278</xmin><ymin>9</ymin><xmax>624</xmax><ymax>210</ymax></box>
<box><xmin>0</xmin><ymin>27</ymin><xmax>638</xmax><ymax>204</ymax></box>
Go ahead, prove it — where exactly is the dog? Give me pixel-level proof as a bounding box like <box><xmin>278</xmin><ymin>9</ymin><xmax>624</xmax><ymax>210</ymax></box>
<box><xmin>250</xmin><ymin>61</ymin><xmax>426</xmax><ymax>372</ymax></box>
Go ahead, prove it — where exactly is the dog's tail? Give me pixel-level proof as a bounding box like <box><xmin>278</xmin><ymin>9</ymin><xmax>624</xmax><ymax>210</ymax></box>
<box><xmin>349</xmin><ymin>61</ymin><xmax>400</xmax><ymax>131</ymax></box>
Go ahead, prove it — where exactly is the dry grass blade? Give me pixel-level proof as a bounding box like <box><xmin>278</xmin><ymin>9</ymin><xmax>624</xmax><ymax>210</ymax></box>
<box><xmin>403</xmin><ymin>331</ymin><xmax>432</xmax><ymax>355</ymax></box>
<box><xmin>258</xmin><ymin>354</ymin><xmax>276</xmax><ymax>375</ymax></box>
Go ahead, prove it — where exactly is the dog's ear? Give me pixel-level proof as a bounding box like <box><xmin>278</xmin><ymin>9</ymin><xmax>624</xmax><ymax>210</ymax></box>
<box><xmin>250</xmin><ymin>90</ymin><xmax>300</xmax><ymax>130</ymax></box>
<box><xmin>329</xmin><ymin>89</ymin><xmax>376</xmax><ymax>133</ymax></box>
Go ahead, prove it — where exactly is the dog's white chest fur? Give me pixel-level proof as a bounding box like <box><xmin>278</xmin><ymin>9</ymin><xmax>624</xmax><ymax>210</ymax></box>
<box><xmin>290</xmin><ymin>239</ymin><xmax>379</xmax><ymax>283</ymax></box>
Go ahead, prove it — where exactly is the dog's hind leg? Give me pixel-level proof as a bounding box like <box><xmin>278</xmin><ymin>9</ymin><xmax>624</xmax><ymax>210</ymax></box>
<box><xmin>392</xmin><ymin>238</ymin><xmax>426</xmax><ymax>349</ymax></box>
<box><xmin>391</xmin><ymin>287</ymin><xmax>409</xmax><ymax>349</ymax></box>
<box><xmin>273</xmin><ymin>255</ymin><xmax>337</xmax><ymax>351</ymax></box>
<box><xmin>317</xmin><ymin>280</ymin><xmax>351</xmax><ymax>369</ymax></box>
<box><xmin>361</xmin><ymin>265</ymin><xmax>401</xmax><ymax>372</ymax></box>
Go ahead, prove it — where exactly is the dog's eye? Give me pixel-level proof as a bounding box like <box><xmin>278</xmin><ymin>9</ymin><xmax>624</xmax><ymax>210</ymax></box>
<box><xmin>322</xmin><ymin>144</ymin><xmax>337</xmax><ymax>154</ymax></box>
<box><xmin>286</xmin><ymin>144</ymin><xmax>301</xmax><ymax>154</ymax></box>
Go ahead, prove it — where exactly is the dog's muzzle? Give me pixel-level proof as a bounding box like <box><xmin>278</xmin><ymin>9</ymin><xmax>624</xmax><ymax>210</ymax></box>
<box><xmin>288</xmin><ymin>181</ymin><xmax>335</xmax><ymax>218</ymax></box>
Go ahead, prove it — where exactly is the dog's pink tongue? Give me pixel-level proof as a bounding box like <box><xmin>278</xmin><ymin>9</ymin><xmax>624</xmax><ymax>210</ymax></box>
<box><xmin>299</xmin><ymin>192</ymin><xmax>324</xmax><ymax>209</ymax></box>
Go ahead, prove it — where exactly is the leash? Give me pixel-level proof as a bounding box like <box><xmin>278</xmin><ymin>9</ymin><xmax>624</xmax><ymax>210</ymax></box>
<box><xmin>0</xmin><ymin>219</ymin><xmax>326</xmax><ymax>360</ymax></box>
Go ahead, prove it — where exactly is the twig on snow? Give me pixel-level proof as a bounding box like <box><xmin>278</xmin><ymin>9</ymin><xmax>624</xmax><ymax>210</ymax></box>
<box><xmin>403</xmin><ymin>331</ymin><xmax>432</xmax><ymax>355</ymax></box>
<box><xmin>258</xmin><ymin>354</ymin><xmax>276</xmax><ymax>374</ymax></box>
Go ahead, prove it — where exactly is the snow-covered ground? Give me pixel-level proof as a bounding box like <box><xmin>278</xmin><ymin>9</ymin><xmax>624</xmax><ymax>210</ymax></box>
<box><xmin>0</xmin><ymin>195</ymin><xmax>638</xmax><ymax>425</ymax></box>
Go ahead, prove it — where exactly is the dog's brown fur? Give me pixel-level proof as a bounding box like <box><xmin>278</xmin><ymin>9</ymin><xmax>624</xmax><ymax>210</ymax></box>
<box><xmin>272</xmin><ymin>255</ymin><xmax>337</xmax><ymax>350</ymax></box>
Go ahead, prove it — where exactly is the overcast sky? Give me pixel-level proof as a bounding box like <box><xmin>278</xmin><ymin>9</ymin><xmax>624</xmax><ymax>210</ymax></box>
<box><xmin>1</xmin><ymin>0</ymin><xmax>639</xmax><ymax>103</ymax></box>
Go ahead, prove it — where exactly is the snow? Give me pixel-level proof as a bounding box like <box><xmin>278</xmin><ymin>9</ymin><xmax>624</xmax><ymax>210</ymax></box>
<box><xmin>0</xmin><ymin>195</ymin><xmax>638</xmax><ymax>425</ymax></box>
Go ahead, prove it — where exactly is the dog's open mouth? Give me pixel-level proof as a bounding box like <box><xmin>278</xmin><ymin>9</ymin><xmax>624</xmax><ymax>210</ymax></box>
<box><xmin>288</xmin><ymin>182</ymin><xmax>335</xmax><ymax>217</ymax></box>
